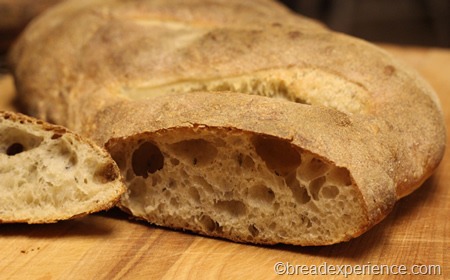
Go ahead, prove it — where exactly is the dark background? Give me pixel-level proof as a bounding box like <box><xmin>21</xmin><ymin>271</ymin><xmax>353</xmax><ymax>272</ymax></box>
<box><xmin>279</xmin><ymin>0</ymin><xmax>450</xmax><ymax>48</ymax></box>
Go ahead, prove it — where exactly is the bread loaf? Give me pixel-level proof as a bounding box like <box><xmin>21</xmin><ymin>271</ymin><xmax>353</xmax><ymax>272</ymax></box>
<box><xmin>9</xmin><ymin>0</ymin><xmax>446</xmax><ymax>244</ymax></box>
<box><xmin>0</xmin><ymin>111</ymin><xmax>125</xmax><ymax>223</ymax></box>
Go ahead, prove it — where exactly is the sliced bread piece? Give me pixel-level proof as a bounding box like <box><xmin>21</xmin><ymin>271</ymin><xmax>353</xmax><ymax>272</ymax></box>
<box><xmin>0</xmin><ymin>111</ymin><xmax>125</xmax><ymax>223</ymax></box>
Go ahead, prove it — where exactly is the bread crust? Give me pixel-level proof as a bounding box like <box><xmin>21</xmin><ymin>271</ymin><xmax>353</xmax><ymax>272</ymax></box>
<box><xmin>8</xmin><ymin>0</ymin><xmax>446</xmax><ymax>243</ymax></box>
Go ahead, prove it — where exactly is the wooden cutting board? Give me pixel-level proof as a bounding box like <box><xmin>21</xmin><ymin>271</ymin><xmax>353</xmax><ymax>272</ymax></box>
<box><xmin>0</xmin><ymin>45</ymin><xmax>449</xmax><ymax>280</ymax></box>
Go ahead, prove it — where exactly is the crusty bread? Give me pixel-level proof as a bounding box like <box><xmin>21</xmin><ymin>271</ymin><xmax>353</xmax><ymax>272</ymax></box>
<box><xmin>8</xmin><ymin>0</ymin><xmax>446</xmax><ymax>244</ymax></box>
<box><xmin>0</xmin><ymin>111</ymin><xmax>125</xmax><ymax>223</ymax></box>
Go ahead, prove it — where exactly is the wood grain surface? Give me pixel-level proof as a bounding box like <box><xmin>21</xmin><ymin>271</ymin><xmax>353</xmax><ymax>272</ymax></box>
<box><xmin>0</xmin><ymin>45</ymin><xmax>449</xmax><ymax>280</ymax></box>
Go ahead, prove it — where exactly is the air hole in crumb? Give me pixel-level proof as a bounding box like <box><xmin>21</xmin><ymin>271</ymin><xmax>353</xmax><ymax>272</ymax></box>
<box><xmin>273</xmin><ymin>202</ymin><xmax>280</xmax><ymax>211</ymax></box>
<box><xmin>321</xmin><ymin>185</ymin><xmax>340</xmax><ymax>199</ymax></box>
<box><xmin>193</xmin><ymin>176</ymin><xmax>214</xmax><ymax>193</ymax></box>
<box><xmin>248</xmin><ymin>224</ymin><xmax>260</xmax><ymax>237</ymax></box>
<box><xmin>199</xmin><ymin>215</ymin><xmax>218</xmax><ymax>232</ymax></box>
<box><xmin>327</xmin><ymin>167</ymin><xmax>352</xmax><ymax>186</ymax></box>
<box><xmin>248</xmin><ymin>184</ymin><xmax>275</xmax><ymax>206</ymax></box>
<box><xmin>301</xmin><ymin>215</ymin><xmax>313</xmax><ymax>228</ymax></box>
<box><xmin>309</xmin><ymin>176</ymin><xmax>326</xmax><ymax>200</ymax></box>
<box><xmin>278</xmin><ymin>230</ymin><xmax>288</xmax><ymax>238</ymax></box>
<box><xmin>242</xmin><ymin>155</ymin><xmax>255</xmax><ymax>170</ymax></box>
<box><xmin>58</xmin><ymin>139</ymin><xmax>74</xmax><ymax>157</ymax></box>
<box><xmin>311</xmin><ymin>216</ymin><xmax>320</xmax><ymax>225</ymax></box>
<box><xmin>237</xmin><ymin>153</ymin><xmax>256</xmax><ymax>170</ymax></box>
<box><xmin>252</xmin><ymin>135</ymin><xmax>301</xmax><ymax>176</ymax></box>
<box><xmin>168</xmin><ymin>179</ymin><xmax>177</xmax><ymax>189</ymax></box>
<box><xmin>170</xmin><ymin>158</ymin><xmax>180</xmax><ymax>166</ymax></box>
<box><xmin>237</xmin><ymin>153</ymin><xmax>243</xmax><ymax>166</ymax></box>
<box><xmin>304</xmin><ymin>157</ymin><xmax>330</xmax><ymax>180</ymax></box>
<box><xmin>68</xmin><ymin>153</ymin><xmax>78</xmax><ymax>167</ymax></box>
<box><xmin>1</xmin><ymin>128</ymin><xmax>43</xmax><ymax>154</ymax></box>
<box><xmin>6</xmin><ymin>143</ymin><xmax>24</xmax><ymax>156</ymax></box>
<box><xmin>188</xmin><ymin>187</ymin><xmax>201</xmax><ymax>204</ymax></box>
<box><xmin>158</xmin><ymin>203</ymin><xmax>166</xmax><ymax>212</ymax></box>
<box><xmin>132</xmin><ymin>142</ymin><xmax>164</xmax><ymax>178</ymax></box>
<box><xmin>151</xmin><ymin>175</ymin><xmax>160</xmax><ymax>187</ymax></box>
<box><xmin>163</xmin><ymin>187</ymin><xmax>171</xmax><ymax>198</ymax></box>
<box><xmin>94</xmin><ymin>163</ymin><xmax>119</xmax><ymax>183</ymax></box>
<box><xmin>269</xmin><ymin>222</ymin><xmax>277</xmax><ymax>230</ymax></box>
<box><xmin>128</xmin><ymin>179</ymin><xmax>147</xmax><ymax>203</ymax></box>
<box><xmin>285</xmin><ymin>172</ymin><xmax>310</xmax><ymax>204</ymax></box>
<box><xmin>169</xmin><ymin>139</ymin><xmax>218</xmax><ymax>167</ymax></box>
<box><xmin>214</xmin><ymin>200</ymin><xmax>247</xmax><ymax>217</ymax></box>
<box><xmin>170</xmin><ymin>198</ymin><xmax>179</xmax><ymax>207</ymax></box>
<box><xmin>51</xmin><ymin>133</ymin><xmax>63</xmax><ymax>139</ymax></box>
<box><xmin>109</xmin><ymin>147</ymin><xmax>126</xmax><ymax>170</ymax></box>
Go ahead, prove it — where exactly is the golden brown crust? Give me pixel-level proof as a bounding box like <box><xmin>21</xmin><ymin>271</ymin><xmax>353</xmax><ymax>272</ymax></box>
<box><xmin>8</xmin><ymin>0</ymin><xmax>446</xmax><ymax>242</ymax></box>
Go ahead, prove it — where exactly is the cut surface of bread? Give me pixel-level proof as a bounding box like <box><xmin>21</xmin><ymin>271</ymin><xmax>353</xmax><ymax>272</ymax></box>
<box><xmin>109</xmin><ymin>126</ymin><xmax>366</xmax><ymax>245</ymax></box>
<box><xmin>8</xmin><ymin>0</ymin><xmax>446</xmax><ymax>244</ymax></box>
<box><xmin>0</xmin><ymin>111</ymin><xmax>125</xmax><ymax>223</ymax></box>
